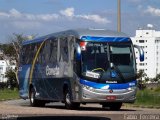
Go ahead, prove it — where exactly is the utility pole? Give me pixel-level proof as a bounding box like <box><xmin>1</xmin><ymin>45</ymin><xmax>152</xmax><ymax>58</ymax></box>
<box><xmin>117</xmin><ymin>0</ymin><xmax>121</xmax><ymax>32</ymax></box>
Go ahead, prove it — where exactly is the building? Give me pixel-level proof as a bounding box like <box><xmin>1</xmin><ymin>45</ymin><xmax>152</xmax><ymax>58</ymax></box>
<box><xmin>0</xmin><ymin>48</ymin><xmax>16</xmax><ymax>83</ymax></box>
<box><xmin>131</xmin><ymin>24</ymin><xmax>160</xmax><ymax>78</ymax></box>
<box><xmin>0</xmin><ymin>60</ymin><xmax>9</xmax><ymax>82</ymax></box>
<box><xmin>0</xmin><ymin>60</ymin><xmax>16</xmax><ymax>83</ymax></box>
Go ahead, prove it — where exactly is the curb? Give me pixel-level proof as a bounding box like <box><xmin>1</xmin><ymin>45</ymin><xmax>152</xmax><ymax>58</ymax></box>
<box><xmin>124</xmin><ymin>104</ymin><xmax>160</xmax><ymax>109</ymax></box>
<box><xmin>0</xmin><ymin>98</ymin><xmax>20</xmax><ymax>102</ymax></box>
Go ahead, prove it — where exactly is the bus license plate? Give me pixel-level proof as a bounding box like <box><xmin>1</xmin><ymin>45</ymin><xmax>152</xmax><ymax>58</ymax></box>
<box><xmin>106</xmin><ymin>96</ymin><xmax>116</xmax><ymax>100</ymax></box>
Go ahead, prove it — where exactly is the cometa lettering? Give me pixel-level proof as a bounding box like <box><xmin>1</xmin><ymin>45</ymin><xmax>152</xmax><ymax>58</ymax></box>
<box><xmin>46</xmin><ymin>65</ymin><xmax>60</xmax><ymax>76</ymax></box>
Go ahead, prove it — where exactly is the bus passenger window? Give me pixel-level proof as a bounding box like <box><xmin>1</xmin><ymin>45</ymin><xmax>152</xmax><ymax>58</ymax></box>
<box><xmin>60</xmin><ymin>38</ymin><xmax>68</xmax><ymax>62</ymax></box>
<box><xmin>49</xmin><ymin>39</ymin><xmax>57</xmax><ymax>63</ymax></box>
<box><xmin>44</xmin><ymin>41</ymin><xmax>50</xmax><ymax>63</ymax></box>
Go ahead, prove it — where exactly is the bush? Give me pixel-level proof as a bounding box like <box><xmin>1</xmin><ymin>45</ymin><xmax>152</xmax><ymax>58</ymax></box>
<box><xmin>154</xmin><ymin>86</ymin><xmax>160</xmax><ymax>92</ymax></box>
<box><xmin>137</xmin><ymin>80</ymin><xmax>146</xmax><ymax>90</ymax></box>
<box><xmin>5</xmin><ymin>69</ymin><xmax>18</xmax><ymax>89</ymax></box>
<box><xmin>135</xmin><ymin>89</ymin><xmax>160</xmax><ymax>106</ymax></box>
<box><xmin>0</xmin><ymin>82</ymin><xmax>7</xmax><ymax>90</ymax></box>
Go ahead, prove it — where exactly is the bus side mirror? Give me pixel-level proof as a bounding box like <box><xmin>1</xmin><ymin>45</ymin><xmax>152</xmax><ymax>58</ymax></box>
<box><xmin>134</xmin><ymin>45</ymin><xmax>144</xmax><ymax>62</ymax></box>
<box><xmin>75</xmin><ymin>43</ymin><xmax>81</xmax><ymax>60</ymax></box>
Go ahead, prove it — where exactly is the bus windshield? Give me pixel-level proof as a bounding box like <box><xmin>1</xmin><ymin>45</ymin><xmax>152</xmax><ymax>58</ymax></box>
<box><xmin>109</xmin><ymin>44</ymin><xmax>135</xmax><ymax>83</ymax></box>
<box><xmin>109</xmin><ymin>44</ymin><xmax>135</xmax><ymax>73</ymax></box>
<box><xmin>81</xmin><ymin>42</ymin><xmax>109</xmax><ymax>79</ymax></box>
<box><xmin>81</xmin><ymin>42</ymin><xmax>135</xmax><ymax>81</ymax></box>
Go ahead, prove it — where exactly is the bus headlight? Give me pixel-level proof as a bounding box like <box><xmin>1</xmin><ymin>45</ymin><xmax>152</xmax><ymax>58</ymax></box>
<box><xmin>82</xmin><ymin>85</ymin><xmax>94</xmax><ymax>92</ymax></box>
<box><xmin>127</xmin><ymin>86</ymin><xmax>136</xmax><ymax>91</ymax></box>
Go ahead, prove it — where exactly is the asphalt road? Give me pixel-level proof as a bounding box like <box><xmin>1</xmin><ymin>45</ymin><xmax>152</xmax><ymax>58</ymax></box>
<box><xmin>0</xmin><ymin>99</ymin><xmax>160</xmax><ymax>120</ymax></box>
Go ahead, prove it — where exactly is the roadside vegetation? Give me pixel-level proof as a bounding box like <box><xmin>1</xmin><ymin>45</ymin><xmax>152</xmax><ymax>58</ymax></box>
<box><xmin>125</xmin><ymin>70</ymin><xmax>160</xmax><ymax>108</ymax></box>
<box><xmin>0</xmin><ymin>33</ymin><xmax>27</xmax><ymax>101</ymax></box>
<box><xmin>134</xmin><ymin>86</ymin><xmax>160</xmax><ymax>107</ymax></box>
<box><xmin>0</xmin><ymin>88</ymin><xmax>19</xmax><ymax>101</ymax></box>
<box><xmin>0</xmin><ymin>69</ymin><xmax>19</xmax><ymax>101</ymax></box>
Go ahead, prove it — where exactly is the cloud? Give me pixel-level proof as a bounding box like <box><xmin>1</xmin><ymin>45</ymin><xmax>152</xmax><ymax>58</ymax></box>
<box><xmin>12</xmin><ymin>21</ymin><xmax>42</xmax><ymax>29</ymax></box>
<box><xmin>59</xmin><ymin>7</ymin><xmax>110</xmax><ymax>24</ymax></box>
<box><xmin>60</xmin><ymin>7</ymin><xmax>74</xmax><ymax>17</ymax></box>
<box><xmin>127</xmin><ymin>0</ymin><xmax>143</xmax><ymax>3</ymax></box>
<box><xmin>129</xmin><ymin>0</ymin><xmax>139</xmax><ymax>2</ymax></box>
<box><xmin>36</xmin><ymin>14</ymin><xmax>59</xmax><ymax>21</ymax></box>
<box><xmin>0</xmin><ymin>8</ymin><xmax>59</xmax><ymax>21</ymax></box>
<box><xmin>145</xmin><ymin>6</ymin><xmax>160</xmax><ymax>16</ymax></box>
<box><xmin>0</xmin><ymin>7</ymin><xmax>111</xmax><ymax>43</ymax></box>
<box><xmin>9</xmin><ymin>8</ymin><xmax>22</xmax><ymax>18</ymax></box>
<box><xmin>77</xmin><ymin>14</ymin><xmax>110</xmax><ymax>24</ymax></box>
<box><xmin>0</xmin><ymin>8</ymin><xmax>110</xmax><ymax>24</ymax></box>
<box><xmin>0</xmin><ymin>12</ymin><xmax>9</xmax><ymax>17</ymax></box>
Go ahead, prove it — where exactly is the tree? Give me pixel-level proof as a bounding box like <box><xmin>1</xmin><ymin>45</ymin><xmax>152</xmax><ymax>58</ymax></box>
<box><xmin>136</xmin><ymin>70</ymin><xmax>147</xmax><ymax>80</ymax></box>
<box><xmin>144</xmin><ymin>77</ymin><xmax>150</xmax><ymax>83</ymax></box>
<box><xmin>3</xmin><ymin>34</ymin><xmax>27</xmax><ymax>85</ymax></box>
<box><xmin>10</xmin><ymin>33</ymin><xmax>29</xmax><ymax>67</ymax></box>
<box><xmin>5</xmin><ymin>69</ymin><xmax>17</xmax><ymax>89</ymax></box>
<box><xmin>1</xmin><ymin>33</ymin><xmax>36</xmax><ymax>85</ymax></box>
<box><xmin>0</xmin><ymin>44</ymin><xmax>15</xmax><ymax>56</ymax></box>
<box><xmin>156</xmin><ymin>74</ymin><xmax>160</xmax><ymax>82</ymax></box>
<box><xmin>137</xmin><ymin>70</ymin><xmax>147</xmax><ymax>90</ymax></box>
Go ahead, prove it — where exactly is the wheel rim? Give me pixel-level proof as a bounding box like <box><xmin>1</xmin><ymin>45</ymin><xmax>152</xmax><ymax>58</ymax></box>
<box><xmin>66</xmin><ymin>92</ymin><xmax>71</xmax><ymax>105</ymax></box>
<box><xmin>30</xmin><ymin>90</ymin><xmax>34</xmax><ymax>104</ymax></box>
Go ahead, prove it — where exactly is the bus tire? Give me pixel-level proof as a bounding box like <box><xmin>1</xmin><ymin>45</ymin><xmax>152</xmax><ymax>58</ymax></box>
<box><xmin>64</xmin><ymin>88</ymin><xmax>80</xmax><ymax>109</ymax></box>
<box><xmin>29</xmin><ymin>87</ymin><xmax>45</xmax><ymax>107</ymax></box>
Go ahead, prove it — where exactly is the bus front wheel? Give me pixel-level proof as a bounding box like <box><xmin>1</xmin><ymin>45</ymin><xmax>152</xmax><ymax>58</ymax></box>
<box><xmin>64</xmin><ymin>88</ymin><xmax>80</xmax><ymax>109</ymax></box>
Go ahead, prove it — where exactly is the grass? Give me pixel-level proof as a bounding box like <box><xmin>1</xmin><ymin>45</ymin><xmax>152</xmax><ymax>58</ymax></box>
<box><xmin>0</xmin><ymin>88</ymin><xmax>19</xmax><ymax>101</ymax></box>
<box><xmin>131</xmin><ymin>86</ymin><xmax>160</xmax><ymax>107</ymax></box>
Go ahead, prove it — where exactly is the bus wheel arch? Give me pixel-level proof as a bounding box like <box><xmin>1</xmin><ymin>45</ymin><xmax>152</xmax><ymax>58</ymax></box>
<box><xmin>63</xmin><ymin>84</ymin><xmax>80</xmax><ymax>109</ymax></box>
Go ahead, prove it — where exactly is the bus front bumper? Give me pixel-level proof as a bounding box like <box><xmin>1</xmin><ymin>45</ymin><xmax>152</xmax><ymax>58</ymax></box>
<box><xmin>78</xmin><ymin>86</ymin><xmax>137</xmax><ymax>103</ymax></box>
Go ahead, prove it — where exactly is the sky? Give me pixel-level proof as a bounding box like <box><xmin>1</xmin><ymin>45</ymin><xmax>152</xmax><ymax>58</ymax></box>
<box><xmin>0</xmin><ymin>0</ymin><xmax>160</xmax><ymax>43</ymax></box>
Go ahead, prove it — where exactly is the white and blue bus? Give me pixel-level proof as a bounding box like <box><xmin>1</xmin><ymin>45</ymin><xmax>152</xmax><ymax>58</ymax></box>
<box><xmin>18</xmin><ymin>29</ymin><xmax>144</xmax><ymax>110</ymax></box>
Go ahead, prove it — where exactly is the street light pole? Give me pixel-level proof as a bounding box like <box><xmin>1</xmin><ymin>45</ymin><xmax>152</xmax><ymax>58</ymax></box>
<box><xmin>117</xmin><ymin>0</ymin><xmax>121</xmax><ymax>32</ymax></box>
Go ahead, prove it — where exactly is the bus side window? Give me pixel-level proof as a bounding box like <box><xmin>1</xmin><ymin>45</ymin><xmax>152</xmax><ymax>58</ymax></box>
<box><xmin>20</xmin><ymin>46</ymin><xmax>26</xmax><ymax>65</ymax></box>
<box><xmin>68</xmin><ymin>36</ymin><xmax>75</xmax><ymax>61</ymax></box>
<box><xmin>39</xmin><ymin>41</ymin><xmax>49</xmax><ymax>64</ymax></box>
<box><xmin>34</xmin><ymin>43</ymin><xmax>40</xmax><ymax>63</ymax></box>
<box><xmin>60</xmin><ymin>38</ymin><xmax>68</xmax><ymax>62</ymax></box>
<box><xmin>74</xmin><ymin>50</ymin><xmax>81</xmax><ymax>76</ymax></box>
<box><xmin>38</xmin><ymin>43</ymin><xmax>45</xmax><ymax>65</ymax></box>
<box><xmin>49</xmin><ymin>39</ymin><xmax>57</xmax><ymax>63</ymax></box>
<box><xmin>45</xmin><ymin>40</ymin><xmax>50</xmax><ymax>63</ymax></box>
<box><xmin>28</xmin><ymin>44</ymin><xmax>36</xmax><ymax>64</ymax></box>
<box><xmin>25</xmin><ymin>45</ymin><xmax>32</xmax><ymax>64</ymax></box>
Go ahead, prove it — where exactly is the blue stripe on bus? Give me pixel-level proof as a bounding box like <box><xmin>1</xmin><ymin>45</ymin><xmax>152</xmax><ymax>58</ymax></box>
<box><xmin>80</xmin><ymin>79</ymin><xmax>137</xmax><ymax>89</ymax></box>
<box><xmin>81</xmin><ymin>36</ymin><xmax>130</xmax><ymax>42</ymax></box>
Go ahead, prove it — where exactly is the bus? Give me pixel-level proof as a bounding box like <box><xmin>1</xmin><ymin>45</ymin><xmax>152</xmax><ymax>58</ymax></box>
<box><xmin>18</xmin><ymin>29</ymin><xmax>144</xmax><ymax>110</ymax></box>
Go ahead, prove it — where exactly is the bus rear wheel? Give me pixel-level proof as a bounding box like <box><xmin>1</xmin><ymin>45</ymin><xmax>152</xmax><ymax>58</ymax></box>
<box><xmin>64</xmin><ymin>88</ymin><xmax>80</xmax><ymax>109</ymax></box>
<box><xmin>29</xmin><ymin>87</ymin><xmax>45</xmax><ymax>107</ymax></box>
